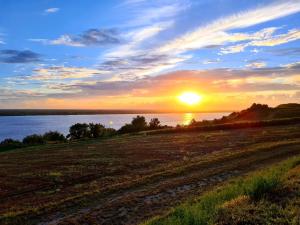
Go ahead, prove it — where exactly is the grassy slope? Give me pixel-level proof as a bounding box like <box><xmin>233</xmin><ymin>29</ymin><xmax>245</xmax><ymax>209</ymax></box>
<box><xmin>144</xmin><ymin>156</ymin><xmax>300</xmax><ymax>225</ymax></box>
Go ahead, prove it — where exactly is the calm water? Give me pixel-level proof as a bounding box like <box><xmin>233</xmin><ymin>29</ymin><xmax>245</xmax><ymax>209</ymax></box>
<box><xmin>0</xmin><ymin>112</ymin><xmax>229</xmax><ymax>141</ymax></box>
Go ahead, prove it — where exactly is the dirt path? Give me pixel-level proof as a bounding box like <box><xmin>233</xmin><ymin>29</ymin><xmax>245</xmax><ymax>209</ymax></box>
<box><xmin>38</xmin><ymin>142</ymin><xmax>300</xmax><ymax>225</ymax></box>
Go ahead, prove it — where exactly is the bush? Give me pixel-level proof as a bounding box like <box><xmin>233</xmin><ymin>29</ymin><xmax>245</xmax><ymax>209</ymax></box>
<box><xmin>23</xmin><ymin>134</ymin><xmax>45</xmax><ymax>145</ymax></box>
<box><xmin>0</xmin><ymin>138</ymin><xmax>23</xmax><ymax>150</ymax></box>
<box><xmin>43</xmin><ymin>131</ymin><xmax>66</xmax><ymax>142</ymax></box>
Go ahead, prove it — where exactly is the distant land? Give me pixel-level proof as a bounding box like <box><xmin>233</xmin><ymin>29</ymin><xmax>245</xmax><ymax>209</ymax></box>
<box><xmin>0</xmin><ymin>109</ymin><xmax>232</xmax><ymax>116</ymax></box>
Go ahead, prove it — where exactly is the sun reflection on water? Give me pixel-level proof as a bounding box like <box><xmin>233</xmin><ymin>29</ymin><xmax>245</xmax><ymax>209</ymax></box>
<box><xmin>182</xmin><ymin>113</ymin><xmax>195</xmax><ymax>125</ymax></box>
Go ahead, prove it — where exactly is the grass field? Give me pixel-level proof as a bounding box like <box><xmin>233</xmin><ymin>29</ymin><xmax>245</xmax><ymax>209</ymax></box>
<box><xmin>1</xmin><ymin>124</ymin><xmax>300</xmax><ymax>224</ymax></box>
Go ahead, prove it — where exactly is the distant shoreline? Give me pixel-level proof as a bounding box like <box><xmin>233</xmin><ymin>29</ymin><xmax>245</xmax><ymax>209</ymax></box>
<box><xmin>0</xmin><ymin>109</ymin><xmax>232</xmax><ymax>116</ymax></box>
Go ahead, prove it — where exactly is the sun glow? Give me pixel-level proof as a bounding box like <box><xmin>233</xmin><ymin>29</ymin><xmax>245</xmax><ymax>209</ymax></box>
<box><xmin>178</xmin><ymin>92</ymin><xmax>202</xmax><ymax>106</ymax></box>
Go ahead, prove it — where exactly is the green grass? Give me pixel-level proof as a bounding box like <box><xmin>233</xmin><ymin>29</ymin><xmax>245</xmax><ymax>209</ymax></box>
<box><xmin>144</xmin><ymin>156</ymin><xmax>300</xmax><ymax>225</ymax></box>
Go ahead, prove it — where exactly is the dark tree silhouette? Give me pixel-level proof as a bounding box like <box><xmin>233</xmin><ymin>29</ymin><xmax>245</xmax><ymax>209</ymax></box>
<box><xmin>23</xmin><ymin>134</ymin><xmax>45</xmax><ymax>145</ymax></box>
<box><xmin>89</xmin><ymin>123</ymin><xmax>105</xmax><ymax>138</ymax></box>
<box><xmin>43</xmin><ymin>131</ymin><xmax>66</xmax><ymax>142</ymax></box>
<box><xmin>68</xmin><ymin>123</ymin><xmax>90</xmax><ymax>139</ymax></box>
<box><xmin>149</xmin><ymin>118</ymin><xmax>161</xmax><ymax>129</ymax></box>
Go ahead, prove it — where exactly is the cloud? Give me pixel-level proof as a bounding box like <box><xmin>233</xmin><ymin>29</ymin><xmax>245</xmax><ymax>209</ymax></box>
<box><xmin>100</xmin><ymin>21</ymin><xmax>180</xmax><ymax>80</ymax></box>
<box><xmin>157</xmin><ymin>1</ymin><xmax>300</xmax><ymax>55</ymax></box>
<box><xmin>122</xmin><ymin>0</ymin><xmax>189</xmax><ymax>27</ymax></box>
<box><xmin>121</xmin><ymin>0</ymin><xmax>147</xmax><ymax>6</ymax></box>
<box><xmin>44</xmin><ymin>8</ymin><xmax>60</xmax><ymax>14</ymax></box>
<box><xmin>0</xmin><ymin>50</ymin><xmax>41</xmax><ymax>63</ymax></box>
<box><xmin>246</xmin><ymin>61</ymin><xmax>267</xmax><ymax>68</ymax></box>
<box><xmin>25</xmin><ymin>66</ymin><xmax>107</xmax><ymax>80</ymax></box>
<box><xmin>268</xmin><ymin>47</ymin><xmax>300</xmax><ymax>56</ymax></box>
<box><xmin>202</xmin><ymin>58</ymin><xmax>221</xmax><ymax>64</ymax></box>
<box><xmin>31</xmin><ymin>29</ymin><xmax>120</xmax><ymax>47</ymax></box>
<box><xmin>0</xmin><ymin>33</ymin><xmax>4</xmax><ymax>44</ymax></box>
<box><xmin>103</xmin><ymin>1</ymin><xmax>300</xmax><ymax>80</ymax></box>
<box><xmin>221</xmin><ymin>28</ymin><xmax>300</xmax><ymax>54</ymax></box>
<box><xmin>3</xmin><ymin>63</ymin><xmax>300</xmax><ymax>109</ymax></box>
<box><xmin>250</xmin><ymin>29</ymin><xmax>300</xmax><ymax>46</ymax></box>
<box><xmin>38</xmin><ymin>63</ymin><xmax>300</xmax><ymax>99</ymax></box>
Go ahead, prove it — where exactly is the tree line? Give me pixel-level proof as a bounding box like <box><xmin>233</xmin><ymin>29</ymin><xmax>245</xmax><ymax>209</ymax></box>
<box><xmin>0</xmin><ymin>116</ymin><xmax>165</xmax><ymax>151</ymax></box>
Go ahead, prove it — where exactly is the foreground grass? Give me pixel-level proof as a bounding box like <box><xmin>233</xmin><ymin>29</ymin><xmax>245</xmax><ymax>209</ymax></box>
<box><xmin>144</xmin><ymin>156</ymin><xmax>300</xmax><ymax>225</ymax></box>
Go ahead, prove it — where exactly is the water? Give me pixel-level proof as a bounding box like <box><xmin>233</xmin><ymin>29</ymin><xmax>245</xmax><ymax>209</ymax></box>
<box><xmin>0</xmin><ymin>112</ymin><xmax>229</xmax><ymax>141</ymax></box>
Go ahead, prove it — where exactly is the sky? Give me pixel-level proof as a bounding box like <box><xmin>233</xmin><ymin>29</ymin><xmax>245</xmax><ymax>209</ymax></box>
<box><xmin>0</xmin><ymin>0</ymin><xmax>300</xmax><ymax>111</ymax></box>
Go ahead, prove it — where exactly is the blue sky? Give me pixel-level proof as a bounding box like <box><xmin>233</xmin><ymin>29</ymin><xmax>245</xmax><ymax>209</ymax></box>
<box><xmin>0</xmin><ymin>0</ymin><xmax>300</xmax><ymax>110</ymax></box>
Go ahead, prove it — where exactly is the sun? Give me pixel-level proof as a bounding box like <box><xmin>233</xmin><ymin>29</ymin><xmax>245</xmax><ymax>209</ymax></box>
<box><xmin>178</xmin><ymin>92</ymin><xmax>202</xmax><ymax>106</ymax></box>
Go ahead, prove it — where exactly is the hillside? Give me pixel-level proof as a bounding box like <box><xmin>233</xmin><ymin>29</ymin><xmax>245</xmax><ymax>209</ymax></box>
<box><xmin>189</xmin><ymin>103</ymin><xmax>300</xmax><ymax>127</ymax></box>
<box><xmin>226</xmin><ymin>103</ymin><xmax>300</xmax><ymax>121</ymax></box>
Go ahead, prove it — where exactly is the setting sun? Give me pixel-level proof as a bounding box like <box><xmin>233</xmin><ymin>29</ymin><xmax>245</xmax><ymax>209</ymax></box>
<box><xmin>178</xmin><ymin>92</ymin><xmax>202</xmax><ymax>106</ymax></box>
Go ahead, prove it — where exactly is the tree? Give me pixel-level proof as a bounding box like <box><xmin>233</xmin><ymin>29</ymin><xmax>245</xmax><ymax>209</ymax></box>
<box><xmin>118</xmin><ymin>123</ymin><xmax>134</xmax><ymax>134</ymax></box>
<box><xmin>118</xmin><ymin>115</ymin><xmax>148</xmax><ymax>134</ymax></box>
<box><xmin>188</xmin><ymin>118</ymin><xmax>197</xmax><ymax>126</ymax></box>
<box><xmin>149</xmin><ymin>118</ymin><xmax>161</xmax><ymax>129</ymax></box>
<box><xmin>23</xmin><ymin>134</ymin><xmax>45</xmax><ymax>145</ymax></box>
<box><xmin>131</xmin><ymin>116</ymin><xmax>147</xmax><ymax>131</ymax></box>
<box><xmin>43</xmin><ymin>131</ymin><xmax>66</xmax><ymax>142</ymax></box>
<box><xmin>89</xmin><ymin>123</ymin><xmax>105</xmax><ymax>138</ymax></box>
<box><xmin>68</xmin><ymin>123</ymin><xmax>90</xmax><ymax>139</ymax></box>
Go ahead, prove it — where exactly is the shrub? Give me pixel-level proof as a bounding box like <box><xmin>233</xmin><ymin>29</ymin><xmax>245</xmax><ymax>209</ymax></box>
<box><xmin>23</xmin><ymin>134</ymin><xmax>45</xmax><ymax>145</ymax></box>
<box><xmin>0</xmin><ymin>138</ymin><xmax>23</xmax><ymax>150</ymax></box>
<box><xmin>43</xmin><ymin>131</ymin><xmax>66</xmax><ymax>142</ymax></box>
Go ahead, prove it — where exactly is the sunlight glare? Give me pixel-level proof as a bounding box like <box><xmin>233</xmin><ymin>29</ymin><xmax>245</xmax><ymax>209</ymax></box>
<box><xmin>178</xmin><ymin>92</ymin><xmax>202</xmax><ymax>106</ymax></box>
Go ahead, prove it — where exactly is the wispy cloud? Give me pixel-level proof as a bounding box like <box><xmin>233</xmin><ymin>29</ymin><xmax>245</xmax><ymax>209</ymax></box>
<box><xmin>268</xmin><ymin>47</ymin><xmax>300</xmax><ymax>56</ymax></box>
<box><xmin>44</xmin><ymin>8</ymin><xmax>60</xmax><ymax>14</ymax></box>
<box><xmin>0</xmin><ymin>50</ymin><xmax>41</xmax><ymax>63</ymax></box>
<box><xmin>29</xmin><ymin>66</ymin><xmax>106</xmax><ymax>80</ymax></box>
<box><xmin>157</xmin><ymin>1</ymin><xmax>300</xmax><ymax>55</ymax></box>
<box><xmin>98</xmin><ymin>1</ymin><xmax>184</xmax><ymax>80</ymax></box>
<box><xmin>202</xmin><ymin>58</ymin><xmax>221</xmax><ymax>64</ymax></box>
<box><xmin>246</xmin><ymin>61</ymin><xmax>267</xmax><ymax>69</ymax></box>
<box><xmin>103</xmin><ymin>1</ymin><xmax>300</xmax><ymax>80</ymax></box>
<box><xmin>221</xmin><ymin>28</ymin><xmax>300</xmax><ymax>54</ymax></box>
<box><xmin>54</xmin><ymin>63</ymin><xmax>300</xmax><ymax>99</ymax></box>
<box><xmin>121</xmin><ymin>0</ymin><xmax>190</xmax><ymax>27</ymax></box>
<box><xmin>30</xmin><ymin>29</ymin><xmax>120</xmax><ymax>47</ymax></box>
<box><xmin>0</xmin><ymin>33</ymin><xmax>5</xmax><ymax>44</ymax></box>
